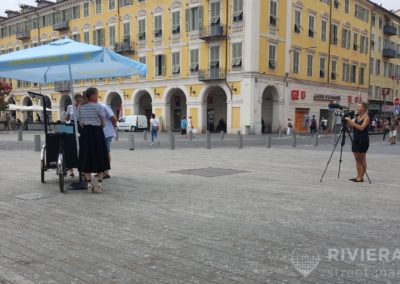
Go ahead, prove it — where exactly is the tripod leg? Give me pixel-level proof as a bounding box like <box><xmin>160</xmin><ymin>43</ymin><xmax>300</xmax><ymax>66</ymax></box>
<box><xmin>345</xmin><ymin>128</ymin><xmax>371</xmax><ymax>184</ymax></box>
<box><xmin>337</xmin><ymin>128</ymin><xmax>347</xmax><ymax>179</ymax></box>
<box><xmin>320</xmin><ymin>131</ymin><xmax>343</xmax><ymax>182</ymax></box>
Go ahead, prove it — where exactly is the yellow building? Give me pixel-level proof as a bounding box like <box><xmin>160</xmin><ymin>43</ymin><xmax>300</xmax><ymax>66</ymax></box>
<box><xmin>1</xmin><ymin>0</ymin><xmax>399</xmax><ymax>134</ymax></box>
<box><xmin>369</xmin><ymin>3</ymin><xmax>400</xmax><ymax>116</ymax></box>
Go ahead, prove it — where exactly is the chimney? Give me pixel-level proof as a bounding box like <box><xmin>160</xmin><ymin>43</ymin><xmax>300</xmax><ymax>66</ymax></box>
<box><xmin>20</xmin><ymin>5</ymin><xmax>36</xmax><ymax>14</ymax></box>
<box><xmin>35</xmin><ymin>0</ymin><xmax>55</xmax><ymax>9</ymax></box>
<box><xmin>5</xmin><ymin>10</ymin><xmax>20</xmax><ymax>18</ymax></box>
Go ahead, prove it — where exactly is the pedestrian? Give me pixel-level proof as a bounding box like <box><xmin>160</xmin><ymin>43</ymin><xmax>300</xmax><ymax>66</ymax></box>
<box><xmin>321</xmin><ymin>117</ymin><xmax>328</xmax><ymax>134</ymax></box>
<box><xmin>389</xmin><ymin>117</ymin><xmax>397</xmax><ymax>145</ymax></box>
<box><xmin>78</xmin><ymin>87</ymin><xmax>110</xmax><ymax>193</ymax></box>
<box><xmin>310</xmin><ymin>115</ymin><xmax>317</xmax><ymax>134</ymax></box>
<box><xmin>371</xmin><ymin>119</ymin><xmax>377</xmax><ymax>132</ymax></box>
<box><xmin>150</xmin><ymin>113</ymin><xmax>160</xmax><ymax>145</ymax></box>
<box><xmin>345</xmin><ymin>102</ymin><xmax>370</xmax><ymax>182</ymax></box>
<box><xmin>286</xmin><ymin>118</ymin><xmax>293</xmax><ymax>136</ymax></box>
<box><xmin>101</xmin><ymin>104</ymin><xmax>117</xmax><ymax>179</ymax></box>
<box><xmin>383</xmin><ymin>119</ymin><xmax>390</xmax><ymax>141</ymax></box>
<box><xmin>187</xmin><ymin>116</ymin><xmax>195</xmax><ymax>137</ymax></box>
<box><xmin>181</xmin><ymin>116</ymin><xmax>187</xmax><ymax>137</ymax></box>
<box><xmin>4</xmin><ymin>113</ymin><xmax>11</xmax><ymax>131</ymax></box>
<box><xmin>36</xmin><ymin>113</ymin><xmax>41</xmax><ymax>123</ymax></box>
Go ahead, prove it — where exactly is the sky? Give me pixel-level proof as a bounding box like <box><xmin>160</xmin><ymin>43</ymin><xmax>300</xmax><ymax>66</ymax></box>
<box><xmin>0</xmin><ymin>0</ymin><xmax>399</xmax><ymax>17</ymax></box>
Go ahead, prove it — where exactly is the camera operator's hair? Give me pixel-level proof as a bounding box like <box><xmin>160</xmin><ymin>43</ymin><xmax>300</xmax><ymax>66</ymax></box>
<box><xmin>359</xmin><ymin>102</ymin><xmax>368</xmax><ymax>111</ymax></box>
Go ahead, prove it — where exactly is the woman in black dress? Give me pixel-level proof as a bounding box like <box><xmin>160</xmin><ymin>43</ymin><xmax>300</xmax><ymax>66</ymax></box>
<box><xmin>345</xmin><ymin>102</ymin><xmax>370</xmax><ymax>182</ymax></box>
<box><xmin>78</xmin><ymin>87</ymin><xmax>110</xmax><ymax>193</ymax></box>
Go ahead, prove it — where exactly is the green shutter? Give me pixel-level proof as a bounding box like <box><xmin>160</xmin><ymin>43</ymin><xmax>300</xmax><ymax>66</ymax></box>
<box><xmin>198</xmin><ymin>6</ymin><xmax>203</xmax><ymax>28</ymax></box>
<box><xmin>186</xmin><ymin>8</ymin><xmax>190</xmax><ymax>31</ymax></box>
<box><xmin>155</xmin><ymin>55</ymin><xmax>159</xmax><ymax>75</ymax></box>
<box><xmin>161</xmin><ymin>55</ymin><xmax>166</xmax><ymax>76</ymax></box>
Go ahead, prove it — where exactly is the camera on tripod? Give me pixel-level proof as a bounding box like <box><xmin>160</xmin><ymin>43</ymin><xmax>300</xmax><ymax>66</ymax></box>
<box><xmin>329</xmin><ymin>102</ymin><xmax>355</xmax><ymax>122</ymax></box>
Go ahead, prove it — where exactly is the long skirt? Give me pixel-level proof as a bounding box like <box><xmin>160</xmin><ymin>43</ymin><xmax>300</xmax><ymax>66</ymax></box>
<box><xmin>79</xmin><ymin>125</ymin><xmax>110</xmax><ymax>173</ymax></box>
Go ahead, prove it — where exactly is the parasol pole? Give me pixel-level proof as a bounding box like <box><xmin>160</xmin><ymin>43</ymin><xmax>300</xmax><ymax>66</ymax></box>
<box><xmin>68</xmin><ymin>65</ymin><xmax>80</xmax><ymax>156</ymax></box>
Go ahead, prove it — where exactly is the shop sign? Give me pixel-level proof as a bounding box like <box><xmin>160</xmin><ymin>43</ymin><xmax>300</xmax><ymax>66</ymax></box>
<box><xmin>291</xmin><ymin>90</ymin><xmax>299</xmax><ymax>100</ymax></box>
<box><xmin>348</xmin><ymin>96</ymin><xmax>352</xmax><ymax>104</ymax></box>
<box><xmin>368</xmin><ymin>103</ymin><xmax>381</xmax><ymax>110</ymax></box>
<box><xmin>382</xmin><ymin>105</ymin><xmax>395</xmax><ymax>112</ymax></box>
<box><xmin>313</xmin><ymin>94</ymin><xmax>341</xmax><ymax>101</ymax></box>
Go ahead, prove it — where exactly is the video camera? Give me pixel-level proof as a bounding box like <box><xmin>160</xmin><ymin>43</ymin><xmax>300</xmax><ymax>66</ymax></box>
<box><xmin>328</xmin><ymin>102</ymin><xmax>355</xmax><ymax>121</ymax></box>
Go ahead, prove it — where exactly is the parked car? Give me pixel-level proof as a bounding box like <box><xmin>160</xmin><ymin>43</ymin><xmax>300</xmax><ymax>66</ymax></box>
<box><xmin>117</xmin><ymin>115</ymin><xmax>148</xmax><ymax>132</ymax></box>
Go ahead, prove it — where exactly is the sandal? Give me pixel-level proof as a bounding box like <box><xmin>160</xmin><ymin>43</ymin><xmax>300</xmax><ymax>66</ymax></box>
<box><xmin>103</xmin><ymin>174</ymin><xmax>110</xmax><ymax>179</ymax></box>
<box><xmin>87</xmin><ymin>181</ymin><xmax>94</xmax><ymax>193</ymax></box>
<box><xmin>96</xmin><ymin>182</ymin><xmax>103</xmax><ymax>193</ymax></box>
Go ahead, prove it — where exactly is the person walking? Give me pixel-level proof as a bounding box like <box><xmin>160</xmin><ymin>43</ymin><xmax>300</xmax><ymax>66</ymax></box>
<box><xmin>4</xmin><ymin>113</ymin><xmax>11</xmax><ymax>131</ymax></box>
<box><xmin>389</xmin><ymin>117</ymin><xmax>397</xmax><ymax>145</ymax></box>
<box><xmin>187</xmin><ymin>116</ymin><xmax>195</xmax><ymax>138</ymax></box>
<box><xmin>78</xmin><ymin>87</ymin><xmax>110</xmax><ymax>193</ymax></box>
<box><xmin>286</xmin><ymin>118</ymin><xmax>293</xmax><ymax>136</ymax></box>
<box><xmin>383</xmin><ymin>118</ymin><xmax>390</xmax><ymax>141</ymax></box>
<box><xmin>180</xmin><ymin>116</ymin><xmax>187</xmax><ymax>137</ymax></box>
<box><xmin>345</xmin><ymin>102</ymin><xmax>370</xmax><ymax>182</ymax></box>
<box><xmin>310</xmin><ymin>115</ymin><xmax>317</xmax><ymax>134</ymax></box>
<box><xmin>101</xmin><ymin>104</ymin><xmax>117</xmax><ymax>179</ymax></box>
<box><xmin>150</xmin><ymin>113</ymin><xmax>160</xmax><ymax>145</ymax></box>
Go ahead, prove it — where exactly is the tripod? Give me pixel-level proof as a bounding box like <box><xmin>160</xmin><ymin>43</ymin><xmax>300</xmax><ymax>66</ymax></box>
<box><xmin>320</xmin><ymin>124</ymin><xmax>371</xmax><ymax>184</ymax></box>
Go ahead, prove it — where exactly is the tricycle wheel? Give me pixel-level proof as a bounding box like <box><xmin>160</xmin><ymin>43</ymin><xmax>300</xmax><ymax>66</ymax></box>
<box><xmin>40</xmin><ymin>160</ymin><xmax>45</xmax><ymax>183</ymax></box>
<box><xmin>57</xmin><ymin>153</ymin><xmax>65</xmax><ymax>193</ymax></box>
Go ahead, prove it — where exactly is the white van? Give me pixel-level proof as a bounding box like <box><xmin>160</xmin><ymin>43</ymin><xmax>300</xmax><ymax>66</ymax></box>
<box><xmin>117</xmin><ymin>115</ymin><xmax>148</xmax><ymax>132</ymax></box>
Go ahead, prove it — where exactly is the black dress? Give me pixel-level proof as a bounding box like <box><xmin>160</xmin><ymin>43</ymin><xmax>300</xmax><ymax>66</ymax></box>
<box><xmin>352</xmin><ymin>118</ymin><xmax>369</xmax><ymax>153</ymax></box>
<box><xmin>78</xmin><ymin>103</ymin><xmax>110</xmax><ymax>173</ymax></box>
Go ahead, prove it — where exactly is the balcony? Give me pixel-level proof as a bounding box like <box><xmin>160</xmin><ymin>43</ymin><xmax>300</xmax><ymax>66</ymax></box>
<box><xmin>198</xmin><ymin>68</ymin><xmax>226</xmax><ymax>82</ymax></box>
<box><xmin>16</xmin><ymin>30</ymin><xmax>30</xmax><ymax>40</ymax></box>
<box><xmin>383</xmin><ymin>24</ymin><xmax>397</xmax><ymax>36</ymax></box>
<box><xmin>199</xmin><ymin>25</ymin><xmax>227</xmax><ymax>42</ymax></box>
<box><xmin>52</xmin><ymin>21</ymin><xmax>69</xmax><ymax>31</ymax></box>
<box><xmin>114</xmin><ymin>41</ymin><xmax>134</xmax><ymax>54</ymax></box>
<box><xmin>54</xmin><ymin>81</ymin><xmax>71</xmax><ymax>92</ymax></box>
<box><xmin>383</xmin><ymin>48</ymin><xmax>397</xmax><ymax>58</ymax></box>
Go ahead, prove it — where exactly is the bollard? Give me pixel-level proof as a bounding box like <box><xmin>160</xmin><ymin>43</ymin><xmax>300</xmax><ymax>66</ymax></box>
<box><xmin>34</xmin><ymin>135</ymin><xmax>41</xmax><ymax>152</ymax></box>
<box><xmin>266</xmin><ymin>133</ymin><xmax>272</xmax><ymax>148</ymax></box>
<box><xmin>313</xmin><ymin>134</ymin><xmax>319</xmax><ymax>147</ymax></box>
<box><xmin>169</xmin><ymin>132</ymin><xmax>175</xmax><ymax>150</ymax></box>
<box><xmin>143</xmin><ymin>130</ymin><xmax>147</xmax><ymax>141</ymax></box>
<box><xmin>237</xmin><ymin>131</ymin><xmax>243</xmax><ymax>149</ymax></box>
<box><xmin>188</xmin><ymin>131</ymin><xmax>193</xmax><ymax>141</ymax></box>
<box><xmin>291</xmin><ymin>133</ymin><xmax>297</xmax><ymax>147</ymax></box>
<box><xmin>220</xmin><ymin>131</ymin><xmax>225</xmax><ymax>140</ymax></box>
<box><xmin>206</xmin><ymin>131</ymin><xmax>211</xmax><ymax>149</ymax></box>
<box><xmin>18</xmin><ymin>128</ymin><xmax>23</xmax><ymax>141</ymax></box>
<box><xmin>114</xmin><ymin>128</ymin><xmax>119</xmax><ymax>141</ymax></box>
<box><xmin>128</xmin><ymin>133</ymin><xmax>134</xmax><ymax>150</ymax></box>
<box><xmin>332</xmin><ymin>132</ymin><xmax>337</xmax><ymax>145</ymax></box>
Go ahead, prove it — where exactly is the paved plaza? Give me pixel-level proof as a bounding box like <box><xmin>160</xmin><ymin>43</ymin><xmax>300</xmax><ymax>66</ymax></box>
<box><xmin>0</xmin><ymin>131</ymin><xmax>400</xmax><ymax>283</ymax></box>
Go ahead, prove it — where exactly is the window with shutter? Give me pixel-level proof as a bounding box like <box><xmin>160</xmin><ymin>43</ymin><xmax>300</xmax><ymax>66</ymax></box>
<box><xmin>172</xmin><ymin>11</ymin><xmax>180</xmax><ymax>34</ymax></box>
<box><xmin>270</xmin><ymin>1</ymin><xmax>277</xmax><ymax>26</ymax></box>
<box><xmin>109</xmin><ymin>26</ymin><xmax>115</xmax><ymax>47</ymax></box>
<box><xmin>268</xmin><ymin>45</ymin><xmax>276</xmax><ymax>70</ymax></box>
<box><xmin>190</xmin><ymin>49</ymin><xmax>199</xmax><ymax>72</ymax></box>
<box><xmin>138</xmin><ymin>19</ymin><xmax>146</xmax><ymax>40</ymax></box>
<box><xmin>211</xmin><ymin>2</ymin><xmax>220</xmax><ymax>25</ymax></box>
<box><xmin>232</xmin><ymin>42</ymin><xmax>242</xmax><ymax>68</ymax></box>
<box><xmin>123</xmin><ymin>22</ymin><xmax>130</xmax><ymax>41</ymax></box>
<box><xmin>233</xmin><ymin>0</ymin><xmax>243</xmax><ymax>22</ymax></box>
<box><xmin>172</xmin><ymin>52</ymin><xmax>180</xmax><ymax>74</ymax></box>
<box><xmin>154</xmin><ymin>15</ymin><xmax>162</xmax><ymax>37</ymax></box>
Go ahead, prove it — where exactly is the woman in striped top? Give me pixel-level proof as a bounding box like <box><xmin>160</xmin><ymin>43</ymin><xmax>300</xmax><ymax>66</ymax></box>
<box><xmin>78</xmin><ymin>87</ymin><xmax>110</xmax><ymax>193</ymax></box>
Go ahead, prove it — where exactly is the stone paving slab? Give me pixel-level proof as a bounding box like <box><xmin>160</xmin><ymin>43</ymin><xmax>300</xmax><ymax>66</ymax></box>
<box><xmin>1</xmin><ymin>145</ymin><xmax>400</xmax><ymax>283</ymax></box>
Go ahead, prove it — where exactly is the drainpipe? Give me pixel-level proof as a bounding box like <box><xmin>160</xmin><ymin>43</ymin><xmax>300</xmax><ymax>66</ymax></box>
<box><xmin>224</xmin><ymin>0</ymin><xmax>232</xmax><ymax>100</ymax></box>
<box><xmin>327</xmin><ymin>0</ymin><xmax>332</xmax><ymax>86</ymax></box>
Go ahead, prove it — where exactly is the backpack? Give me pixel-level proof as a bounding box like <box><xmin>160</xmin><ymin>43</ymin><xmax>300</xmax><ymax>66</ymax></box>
<box><xmin>311</xmin><ymin>119</ymin><xmax>317</xmax><ymax>128</ymax></box>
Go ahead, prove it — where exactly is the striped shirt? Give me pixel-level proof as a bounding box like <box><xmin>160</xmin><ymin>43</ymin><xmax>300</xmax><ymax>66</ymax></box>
<box><xmin>78</xmin><ymin>103</ymin><xmax>105</xmax><ymax>126</ymax></box>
